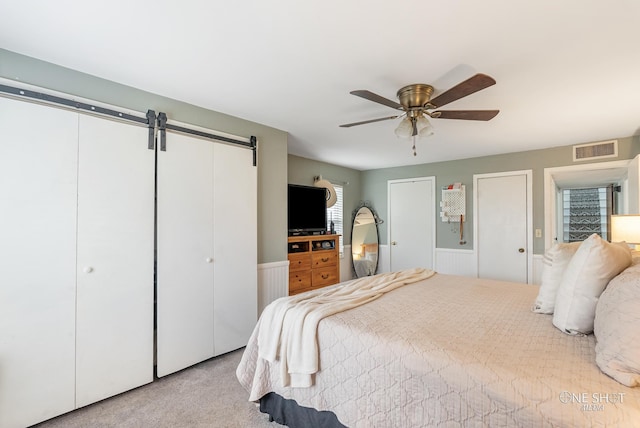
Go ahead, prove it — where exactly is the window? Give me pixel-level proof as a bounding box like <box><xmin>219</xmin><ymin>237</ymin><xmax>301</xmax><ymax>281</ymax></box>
<box><xmin>562</xmin><ymin>186</ymin><xmax>614</xmax><ymax>242</ymax></box>
<box><xmin>326</xmin><ymin>184</ymin><xmax>344</xmax><ymax>256</ymax></box>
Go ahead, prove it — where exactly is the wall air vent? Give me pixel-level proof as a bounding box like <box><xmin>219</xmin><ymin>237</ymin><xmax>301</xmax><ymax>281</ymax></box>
<box><xmin>573</xmin><ymin>140</ymin><xmax>618</xmax><ymax>162</ymax></box>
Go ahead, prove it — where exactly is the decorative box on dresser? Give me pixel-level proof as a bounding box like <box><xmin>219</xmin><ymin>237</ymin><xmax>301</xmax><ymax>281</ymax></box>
<box><xmin>288</xmin><ymin>234</ymin><xmax>340</xmax><ymax>295</ymax></box>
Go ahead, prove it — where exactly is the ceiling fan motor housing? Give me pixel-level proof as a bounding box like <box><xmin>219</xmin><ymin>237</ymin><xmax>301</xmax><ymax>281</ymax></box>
<box><xmin>397</xmin><ymin>84</ymin><xmax>434</xmax><ymax>110</ymax></box>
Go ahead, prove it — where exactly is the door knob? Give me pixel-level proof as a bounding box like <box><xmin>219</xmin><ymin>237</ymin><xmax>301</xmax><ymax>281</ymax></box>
<box><xmin>391</xmin><ymin>241</ymin><xmax>397</xmax><ymax>246</ymax></box>
<box><xmin>518</xmin><ymin>248</ymin><xmax>525</xmax><ymax>253</ymax></box>
<box><xmin>83</xmin><ymin>266</ymin><xmax>94</xmax><ymax>274</ymax></box>
<box><xmin>205</xmin><ymin>257</ymin><xmax>213</xmax><ymax>263</ymax></box>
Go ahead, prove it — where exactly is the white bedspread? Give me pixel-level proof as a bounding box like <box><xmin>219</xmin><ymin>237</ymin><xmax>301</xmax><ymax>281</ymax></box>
<box><xmin>237</xmin><ymin>273</ymin><xmax>640</xmax><ymax>427</ymax></box>
<box><xmin>257</xmin><ymin>268</ymin><xmax>435</xmax><ymax>387</ymax></box>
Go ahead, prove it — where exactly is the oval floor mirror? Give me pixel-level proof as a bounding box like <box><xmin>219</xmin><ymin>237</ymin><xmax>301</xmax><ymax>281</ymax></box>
<box><xmin>351</xmin><ymin>202</ymin><xmax>382</xmax><ymax>277</ymax></box>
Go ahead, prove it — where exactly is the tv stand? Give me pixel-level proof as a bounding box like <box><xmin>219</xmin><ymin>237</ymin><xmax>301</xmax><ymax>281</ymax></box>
<box><xmin>288</xmin><ymin>234</ymin><xmax>340</xmax><ymax>295</ymax></box>
<box><xmin>289</xmin><ymin>230</ymin><xmax>326</xmax><ymax>237</ymax></box>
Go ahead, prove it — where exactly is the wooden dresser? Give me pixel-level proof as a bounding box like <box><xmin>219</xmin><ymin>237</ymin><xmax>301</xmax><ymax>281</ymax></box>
<box><xmin>288</xmin><ymin>234</ymin><xmax>340</xmax><ymax>295</ymax></box>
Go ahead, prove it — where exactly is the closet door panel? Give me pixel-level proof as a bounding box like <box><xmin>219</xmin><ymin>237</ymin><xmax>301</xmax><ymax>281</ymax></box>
<box><xmin>157</xmin><ymin>133</ymin><xmax>215</xmax><ymax>377</ymax></box>
<box><xmin>0</xmin><ymin>98</ymin><xmax>78</xmax><ymax>428</ymax></box>
<box><xmin>75</xmin><ymin>115</ymin><xmax>155</xmax><ymax>407</ymax></box>
<box><xmin>213</xmin><ymin>143</ymin><xmax>257</xmax><ymax>355</ymax></box>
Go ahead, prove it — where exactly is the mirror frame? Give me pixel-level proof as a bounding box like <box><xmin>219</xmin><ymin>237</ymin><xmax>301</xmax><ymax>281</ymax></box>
<box><xmin>351</xmin><ymin>201</ymin><xmax>383</xmax><ymax>278</ymax></box>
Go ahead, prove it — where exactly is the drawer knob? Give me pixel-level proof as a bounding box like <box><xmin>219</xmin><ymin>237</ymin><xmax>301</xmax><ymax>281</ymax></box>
<box><xmin>322</xmin><ymin>274</ymin><xmax>329</xmax><ymax>279</ymax></box>
<box><xmin>321</xmin><ymin>257</ymin><xmax>329</xmax><ymax>262</ymax></box>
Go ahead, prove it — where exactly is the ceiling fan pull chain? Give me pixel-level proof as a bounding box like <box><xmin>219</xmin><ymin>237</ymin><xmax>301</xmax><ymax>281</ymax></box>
<box><xmin>412</xmin><ymin>136</ymin><xmax>417</xmax><ymax>156</ymax></box>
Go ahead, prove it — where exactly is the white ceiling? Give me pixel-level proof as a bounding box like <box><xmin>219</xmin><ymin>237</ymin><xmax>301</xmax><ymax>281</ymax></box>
<box><xmin>2</xmin><ymin>1</ymin><xmax>640</xmax><ymax>171</ymax></box>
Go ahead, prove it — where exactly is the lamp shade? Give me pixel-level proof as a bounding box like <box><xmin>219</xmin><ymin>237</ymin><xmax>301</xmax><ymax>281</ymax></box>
<box><xmin>415</xmin><ymin>116</ymin><xmax>434</xmax><ymax>137</ymax></box>
<box><xmin>394</xmin><ymin>117</ymin><xmax>413</xmax><ymax>138</ymax></box>
<box><xmin>611</xmin><ymin>214</ymin><xmax>640</xmax><ymax>244</ymax></box>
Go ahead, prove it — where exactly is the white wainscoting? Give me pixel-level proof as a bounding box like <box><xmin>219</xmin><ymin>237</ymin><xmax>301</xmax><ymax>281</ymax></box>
<box><xmin>376</xmin><ymin>246</ymin><xmax>475</xmax><ymax>277</ymax></box>
<box><xmin>258</xmin><ymin>250</ymin><xmax>542</xmax><ymax>312</ymax></box>
<box><xmin>378</xmin><ymin>244</ymin><xmax>391</xmax><ymax>274</ymax></box>
<box><xmin>433</xmin><ymin>248</ymin><xmax>543</xmax><ymax>284</ymax></box>
<box><xmin>434</xmin><ymin>248</ymin><xmax>477</xmax><ymax>277</ymax></box>
<box><xmin>250</xmin><ymin>250</ymin><xmax>535</xmax><ymax>368</ymax></box>
<box><xmin>342</xmin><ymin>245</ymin><xmax>354</xmax><ymax>281</ymax></box>
<box><xmin>376</xmin><ymin>247</ymin><xmax>477</xmax><ymax>277</ymax></box>
<box><xmin>532</xmin><ymin>254</ymin><xmax>543</xmax><ymax>285</ymax></box>
<box><xmin>257</xmin><ymin>261</ymin><xmax>289</xmax><ymax>315</ymax></box>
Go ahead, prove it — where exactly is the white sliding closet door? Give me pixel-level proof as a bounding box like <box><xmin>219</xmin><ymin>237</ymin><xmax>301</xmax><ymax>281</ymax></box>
<box><xmin>0</xmin><ymin>95</ymin><xmax>155</xmax><ymax>427</ymax></box>
<box><xmin>75</xmin><ymin>115</ymin><xmax>155</xmax><ymax>407</ymax></box>
<box><xmin>157</xmin><ymin>132</ymin><xmax>216</xmax><ymax>377</ymax></box>
<box><xmin>156</xmin><ymin>130</ymin><xmax>257</xmax><ymax>377</ymax></box>
<box><xmin>0</xmin><ymin>97</ymin><xmax>78</xmax><ymax>428</ymax></box>
<box><xmin>213</xmin><ymin>143</ymin><xmax>257</xmax><ymax>355</ymax></box>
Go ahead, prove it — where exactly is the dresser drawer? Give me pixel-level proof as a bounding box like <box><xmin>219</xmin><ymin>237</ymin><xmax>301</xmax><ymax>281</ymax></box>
<box><xmin>288</xmin><ymin>253</ymin><xmax>311</xmax><ymax>272</ymax></box>
<box><xmin>289</xmin><ymin>271</ymin><xmax>311</xmax><ymax>293</ymax></box>
<box><xmin>311</xmin><ymin>251</ymin><xmax>337</xmax><ymax>268</ymax></box>
<box><xmin>312</xmin><ymin>268</ymin><xmax>339</xmax><ymax>287</ymax></box>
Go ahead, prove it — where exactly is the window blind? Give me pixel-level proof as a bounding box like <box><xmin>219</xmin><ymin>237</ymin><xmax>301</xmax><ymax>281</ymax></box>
<box><xmin>327</xmin><ymin>184</ymin><xmax>344</xmax><ymax>256</ymax></box>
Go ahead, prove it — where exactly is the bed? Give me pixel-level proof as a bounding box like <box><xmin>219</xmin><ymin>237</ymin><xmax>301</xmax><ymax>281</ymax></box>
<box><xmin>237</xmin><ymin>244</ymin><xmax>640</xmax><ymax>427</ymax></box>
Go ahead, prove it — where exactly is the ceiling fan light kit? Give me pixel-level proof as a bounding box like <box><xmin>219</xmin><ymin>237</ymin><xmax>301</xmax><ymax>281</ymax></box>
<box><xmin>394</xmin><ymin>115</ymin><xmax>434</xmax><ymax>139</ymax></box>
<box><xmin>394</xmin><ymin>117</ymin><xmax>414</xmax><ymax>138</ymax></box>
<box><xmin>341</xmin><ymin>73</ymin><xmax>499</xmax><ymax>155</ymax></box>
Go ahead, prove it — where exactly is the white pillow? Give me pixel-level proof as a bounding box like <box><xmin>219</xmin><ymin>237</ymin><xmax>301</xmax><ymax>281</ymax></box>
<box><xmin>532</xmin><ymin>242</ymin><xmax>581</xmax><ymax>314</ymax></box>
<box><xmin>553</xmin><ymin>234</ymin><xmax>631</xmax><ymax>335</ymax></box>
<box><xmin>594</xmin><ymin>263</ymin><xmax>640</xmax><ymax>387</ymax></box>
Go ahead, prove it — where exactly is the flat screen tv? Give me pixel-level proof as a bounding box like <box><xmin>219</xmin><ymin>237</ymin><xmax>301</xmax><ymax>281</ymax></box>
<box><xmin>288</xmin><ymin>184</ymin><xmax>327</xmax><ymax>235</ymax></box>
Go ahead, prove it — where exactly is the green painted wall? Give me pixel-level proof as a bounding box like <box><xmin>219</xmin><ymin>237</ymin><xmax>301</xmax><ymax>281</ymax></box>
<box><xmin>361</xmin><ymin>137</ymin><xmax>640</xmax><ymax>253</ymax></box>
<box><xmin>0</xmin><ymin>49</ymin><xmax>289</xmax><ymax>264</ymax></box>
<box><xmin>5</xmin><ymin>49</ymin><xmax>639</xmax><ymax>262</ymax></box>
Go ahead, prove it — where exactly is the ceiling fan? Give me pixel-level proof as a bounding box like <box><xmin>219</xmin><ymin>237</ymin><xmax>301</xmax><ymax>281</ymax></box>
<box><xmin>340</xmin><ymin>73</ymin><xmax>499</xmax><ymax>155</ymax></box>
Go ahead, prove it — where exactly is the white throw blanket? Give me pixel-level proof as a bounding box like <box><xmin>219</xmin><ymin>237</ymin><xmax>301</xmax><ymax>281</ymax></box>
<box><xmin>257</xmin><ymin>268</ymin><xmax>435</xmax><ymax>387</ymax></box>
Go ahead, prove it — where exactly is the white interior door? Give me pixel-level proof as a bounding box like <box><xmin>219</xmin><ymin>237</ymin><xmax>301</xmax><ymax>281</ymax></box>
<box><xmin>0</xmin><ymin>97</ymin><xmax>78</xmax><ymax>428</ymax></box>
<box><xmin>475</xmin><ymin>171</ymin><xmax>531</xmax><ymax>283</ymax></box>
<box><xmin>212</xmin><ymin>143</ymin><xmax>257</xmax><ymax>355</ymax></box>
<box><xmin>75</xmin><ymin>115</ymin><xmax>155</xmax><ymax>407</ymax></box>
<box><xmin>388</xmin><ymin>178</ymin><xmax>435</xmax><ymax>271</ymax></box>
<box><xmin>157</xmin><ymin>132</ymin><xmax>215</xmax><ymax>377</ymax></box>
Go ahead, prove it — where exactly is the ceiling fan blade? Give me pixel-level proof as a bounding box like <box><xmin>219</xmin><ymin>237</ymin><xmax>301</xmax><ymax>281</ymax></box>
<box><xmin>429</xmin><ymin>74</ymin><xmax>496</xmax><ymax>108</ymax></box>
<box><xmin>433</xmin><ymin>110</ymin><xmax>499</xmax><ymax>121</ymax></box>
<box><xmin>339</xmin><ymin>115</ymin><xmax>400</xmax><ymax>128</ymax></box>
<box><xmin>350</xmin><ymin>90</ymin><xmax>403</xmax><ymax>110</ymax></box>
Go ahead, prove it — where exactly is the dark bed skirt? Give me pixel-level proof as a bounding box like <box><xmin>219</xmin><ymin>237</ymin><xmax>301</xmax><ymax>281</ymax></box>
<box><xmin>259</xmin><ymin>392</ymin><xmax>347</xmax><ymax>428</ymax></box>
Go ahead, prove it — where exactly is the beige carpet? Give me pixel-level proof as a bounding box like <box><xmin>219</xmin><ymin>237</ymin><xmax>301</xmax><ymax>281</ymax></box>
<box><xmin>33</xmin><ymin>349</ymin><xmax>279</xmax><ymax>428</ymax></box>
